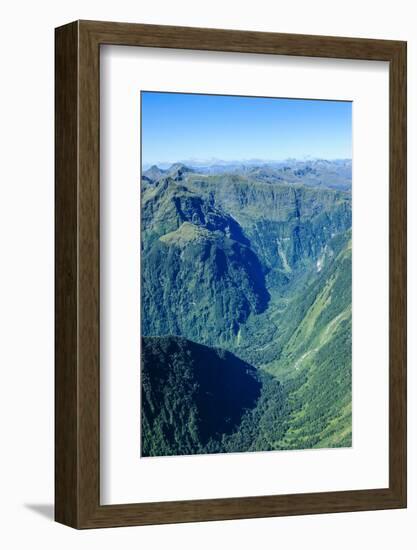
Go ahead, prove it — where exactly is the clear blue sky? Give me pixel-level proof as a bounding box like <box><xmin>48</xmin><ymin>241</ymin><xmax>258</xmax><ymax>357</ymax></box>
<box><xmin>141</xmin><ymin>91</ymin><xmax>352</xmax><ymax>166</ymax></box>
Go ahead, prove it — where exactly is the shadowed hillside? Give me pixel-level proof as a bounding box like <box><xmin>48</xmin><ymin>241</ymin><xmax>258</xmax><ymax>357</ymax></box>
<box><xmin>141</xmin><ymin>336</ymin><xmax>286</xmax><ymax>457</ymax></box>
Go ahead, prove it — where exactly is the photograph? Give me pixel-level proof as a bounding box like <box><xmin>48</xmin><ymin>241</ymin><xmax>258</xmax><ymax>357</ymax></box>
<box><xmin>0</xmin><ymin>0</ymin><xmax>410</xmax><ymax>539</ymax></box>
<box><xmin>140</xmin><ymin>91</ymin><xmax>353</xmax><ymax>457</ymax></box>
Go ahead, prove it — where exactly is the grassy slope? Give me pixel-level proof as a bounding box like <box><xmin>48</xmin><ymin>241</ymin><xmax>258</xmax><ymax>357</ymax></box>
<box><xmin>268</xmin><ymin>238</ymin><xmax>352</xmax><ymax>449</ymax></box>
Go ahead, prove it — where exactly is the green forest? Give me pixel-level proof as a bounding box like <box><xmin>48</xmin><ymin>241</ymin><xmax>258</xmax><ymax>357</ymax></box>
<box><xmin>141</xmin><ymin>160</ymin><xmax>352</xmax><ymax>457</ymax></box>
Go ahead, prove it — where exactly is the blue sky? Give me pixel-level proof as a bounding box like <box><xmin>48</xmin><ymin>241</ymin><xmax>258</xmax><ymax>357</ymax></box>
<box><xmin>141</xmin><ymin>91</ymin><xmax>352</xmax><ymax>166</ymax></box>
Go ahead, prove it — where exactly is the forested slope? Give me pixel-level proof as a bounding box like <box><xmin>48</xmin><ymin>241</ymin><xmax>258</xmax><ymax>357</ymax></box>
<box><xmin>141</xmin><ymin>163</ymin><xmax>352</xmax><ymax>456</ymax></box>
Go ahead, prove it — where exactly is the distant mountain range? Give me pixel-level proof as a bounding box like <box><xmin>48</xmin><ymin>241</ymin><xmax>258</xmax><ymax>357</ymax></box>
<box><xmin>143</xmin><ymin>158</ymin><xmax>352</xmax><ymax>192</ymax></box>
<box><xmin>141</xmin><ymin>160</ymin><xmax>352</xmax><ymax>456</ymax></box>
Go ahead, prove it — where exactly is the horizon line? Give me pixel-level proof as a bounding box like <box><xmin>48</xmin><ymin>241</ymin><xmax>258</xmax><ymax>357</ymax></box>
<box><xmin>142</xmin><ymin>157</ymin><xmax>352</xmax><ymax>168</ymax></box>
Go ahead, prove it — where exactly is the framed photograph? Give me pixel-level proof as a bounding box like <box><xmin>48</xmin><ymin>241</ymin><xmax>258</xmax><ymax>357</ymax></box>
<box><xmin>55</xmin><ymin>20</ymin><xmax>406</xmax><ymax>528</ymax></box>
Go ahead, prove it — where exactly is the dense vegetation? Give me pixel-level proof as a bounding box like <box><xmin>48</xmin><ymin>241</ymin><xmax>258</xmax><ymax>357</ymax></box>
<box><xmin>141</xmin><ymin>336</ymin><xmax>287</xmax><ymax>456</ymax></box>
<box><xmin>141</xmin><ymin>160</ymin><xmax>352</xmax><ymax>456</ymax></box>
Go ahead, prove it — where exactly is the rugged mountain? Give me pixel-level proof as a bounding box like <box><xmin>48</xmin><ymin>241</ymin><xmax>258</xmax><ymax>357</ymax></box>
<box><xmin>145</xmin><ymin>159</ymin><xmax>352</xmax><ymax>191</ymax></box>
<box><xmin>185</xmin><ymin>174</ymin><xmax>351</xmax><ymax>275</ymax></box>
<box><xmin>243</xmin><ymin>159</ymin><xmax>352</xmax><ymax>191</ymax></box>
<box><xmin>141</xmin><ymin>162</ymin><xmax>352</xmax><ymax>455</ymax></box>
<box><xmin>166</xmin><ymin>162</ymin><xmax>195</xmax><ymax>181</ymax></box>
<box><xmin>141</xmin><ymin>181</ymin><xmax>269</xmax><ymax>345</ymax></box>
<box><xmin>143</xmin><ymin>164</ymin><xmax>167</xmax><ymax>183</ymax></box>
<box><xmin>142</xmin><ymin>170</ymin><xmax>351</xmax><ymax>346</ymax></box>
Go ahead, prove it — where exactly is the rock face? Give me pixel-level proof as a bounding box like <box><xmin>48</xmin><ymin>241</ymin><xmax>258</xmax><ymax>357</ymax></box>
<box><xmin>185</xmin><ymin>175</ymin><xmax>351</xmax><ymax>272</ymax></box>
<box><xmin>141</xmin><ymin>163</ymin><xmax>352</xmax><ymax>456</ymax></box>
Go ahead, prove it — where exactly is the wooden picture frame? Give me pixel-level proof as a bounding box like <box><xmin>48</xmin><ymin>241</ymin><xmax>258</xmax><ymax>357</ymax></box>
<box><xmin>55</xmin><ymin>20</ymin><xmax>407</xmax><ymax>529</ymax></box>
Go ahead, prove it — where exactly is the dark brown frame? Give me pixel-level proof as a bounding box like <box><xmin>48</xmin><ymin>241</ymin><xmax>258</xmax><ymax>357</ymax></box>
<box><xmin>55</xmin><ymin>20</ymin><xmax>407</xmax><ymax>529</ymax></box>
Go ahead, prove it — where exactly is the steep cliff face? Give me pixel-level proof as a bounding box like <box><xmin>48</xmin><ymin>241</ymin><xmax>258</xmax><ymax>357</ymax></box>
<box><xmin>141</xmin><ymin>172</ymin><xmax>351</xmax><ymax>347</ymax></box>
<box><xmin>141</xmin><ymin>181</ymin><xmax>270</xmax><ymax>345</ymax></box>
<box><xmin>186</xmin><ymin>175</ymin><xmax>351</xmax><ymax>274</ymax></box>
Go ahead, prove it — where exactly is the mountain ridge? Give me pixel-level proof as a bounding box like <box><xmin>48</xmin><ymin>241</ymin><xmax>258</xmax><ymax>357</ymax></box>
<box><xmin>141</xmin><ymin>161</ymin><xmax>352</xmax><ymax>456</ymax></box>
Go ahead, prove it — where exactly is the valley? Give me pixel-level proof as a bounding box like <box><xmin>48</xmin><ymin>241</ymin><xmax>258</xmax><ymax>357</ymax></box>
<box><xmin>141</xmin><ymin>159</ymin><xmax>352</xmax><ymax>456</ymax></box>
